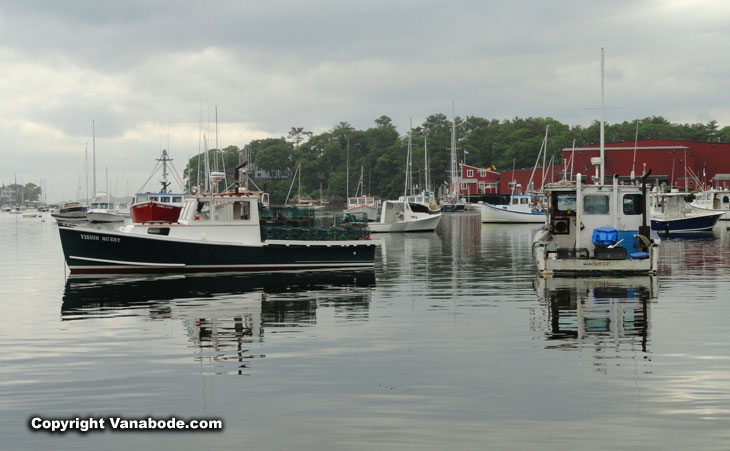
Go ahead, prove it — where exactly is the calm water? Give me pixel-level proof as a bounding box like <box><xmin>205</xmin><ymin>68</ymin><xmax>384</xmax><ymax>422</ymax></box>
<box><xmin>2</xmin><ymin>212</ymin><xmax>730</xmax><ymax>450</ymax></box>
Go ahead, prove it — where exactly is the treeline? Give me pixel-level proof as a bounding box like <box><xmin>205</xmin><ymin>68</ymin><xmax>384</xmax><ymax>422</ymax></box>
<box><xmin>184</xmin><ymin>115</ymin><xmax>726</xmax><ymax>203</ymax></box>
<box><xmin>1</xmin><ymin>183</ymin><xmax>42</xmax><ymax>205</ymax></box>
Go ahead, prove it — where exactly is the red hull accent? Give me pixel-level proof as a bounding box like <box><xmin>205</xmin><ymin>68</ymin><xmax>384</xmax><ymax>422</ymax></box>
<box><xmin>130</xmin><ymin>202</ymin><xmax>182</xmax><ymax>223</ymax></box>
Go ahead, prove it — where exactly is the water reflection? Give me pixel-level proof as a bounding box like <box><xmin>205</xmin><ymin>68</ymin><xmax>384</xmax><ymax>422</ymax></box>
<box><xmin>61</xmin><ymin>271</ymin><xmax>375</xmax><ymax>375</ymax></box>
<box><xmin>534</xmin><ymin>277</ymin><xmax>657</xmax><ymax>370</ymax></box>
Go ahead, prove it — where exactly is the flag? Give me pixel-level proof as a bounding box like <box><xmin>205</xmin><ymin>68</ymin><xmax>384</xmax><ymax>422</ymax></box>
<box><xmin>704</xmin><ymin>162</ymin><xmax>707</xmax><ymax>178</ymax></box>
<box><xmin>464</xmin><ymin>149</ymin><xmax>469</xmax><ymax>155</ymax></box>
<box><xmin>444</xmin><ymin>180</ymin><xmax>448</xmax><ymax>185</ymax></box>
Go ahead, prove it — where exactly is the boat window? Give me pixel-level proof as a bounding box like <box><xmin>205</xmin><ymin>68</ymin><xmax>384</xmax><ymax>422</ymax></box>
<box><xmin>232</xmin><ymin>201</ymin><xmax>251</xmax><ymax>220</ymax></box>
<box><xmin>724</xmin><ymin>196</ymin><xmax>730</xmax><ymax>204</ymax></box>
<box><xmin>137</xmin><ymin>195</ymin><xmax>148</xmax><ymax>202</ymax></box>
<box><xmin>520</xmin><ymin>198</ymin><xmax>528</xmax><ymax>205</ymax></box>
<box><xmin>173</xmin><ymin>197</ymin><xmax>182</xmax><ymax>203</ymax></box>
<box><xmin>553</xmin><ymin>192</ymin><xmax>576</xmax><ymax>215</ymax></box>
<box><xmin>150</xmin><ymin>197</ymin><xmax>159</xmax><ymax>202</ymax></box>
<box><xmin>583</xmin><ymin>195</ymin><xmax>609</xmax><ymax>215</ymax></box>
<box><xmin>512</xmin><ymin>198</ymin><xmax>519</xmax><ymax>205</ymax></box>
<box><xmin>623</xmin><ymin>194</ymin><xmax>644</xmax><ymax>215</ymax></box>
<box><xmin>161</xmin><ymin>197</ymin><xmax>170</xmax><ymax>203</ymax></box>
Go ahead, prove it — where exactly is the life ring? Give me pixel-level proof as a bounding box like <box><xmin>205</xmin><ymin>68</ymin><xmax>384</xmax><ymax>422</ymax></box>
<box><xmin>397</xmin><ymin>213</ymin><xmax>405</xmax><ymax>221</ymax></box>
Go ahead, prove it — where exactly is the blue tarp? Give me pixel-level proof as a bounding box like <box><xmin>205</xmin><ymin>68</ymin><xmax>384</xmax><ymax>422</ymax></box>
<box><xmin>592</xmin><ymin>228</ymin><xmax>618</xmax><ymax>245</ymax></box>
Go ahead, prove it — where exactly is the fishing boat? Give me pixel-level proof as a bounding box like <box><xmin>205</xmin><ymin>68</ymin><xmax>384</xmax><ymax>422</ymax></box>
<box><xmin>87</xmin><ymin>193</ymin><xmax>126</xmax><ymax>223</ymax></box>
<box><xmin>478</xmin><ymin>193</ymin><xmax>546</xmax><ymax>223</ymax></box>
<box><xmin>369</xmin><ymin>200</ymin><xmax>441</xmax><ymax>233</ymax></box>
<box><xmin>130</xmin><ymin>150</ymin><xmax>186</xmax><ymax>223</ymax></box>
<box><xmin>51</xmin><ymin>202</ymin><xmax>88</xmax><ymax>222</ymax></box>
<box><xmin>690</xmin><ymin>188</ymin><xmax>730</xmax><ymax>221</ymax></box>
<box><xmin>57</xmin><ymin>188</ymin><xmax>377</xmax><ymax>276</ymax></box>
<box><xmin>533</xmin><ymin>49</ymin><xmax>660</xmax><ymax>277</ymax></box>
<box><xmin>650</xmin><ymin>190</ymin><xmax>723</xmax><ymax>233</ymax></box>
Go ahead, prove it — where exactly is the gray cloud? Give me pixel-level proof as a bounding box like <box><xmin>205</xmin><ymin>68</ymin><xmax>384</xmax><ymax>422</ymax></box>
<box><xmin>2</xmin><ymin>0</ymin><xmax>730</xmax><ymax>201</ymax></box>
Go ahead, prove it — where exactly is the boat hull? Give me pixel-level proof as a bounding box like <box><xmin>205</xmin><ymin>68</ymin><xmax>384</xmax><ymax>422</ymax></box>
<box><xmin>690</xmin><ymin>206</ymin><xmax>730</xmax><ymax>221</ymax></box>
<box><xmin>130</xmin><ymin>202</ymin><xmax>182</xmax><ymax>223</ymax></box>
<box><xmin>369</xmin><ymin>213</ymin><xmax>442</xmax><ymax>233</ymax></box>
<box><xmin>478</xmin><ymin>203</ymin><xmax>546</xmax><ymax>224</ymax></box>
<box><xmin>534</xmin><ymin>245</ymin><xmax>658</xmax><ymax>277</ymax></box>
<box><xmin>58</xmin><ymin>226</ymin><xmax>376</xmax><ymax>275</ymax></box>
<box><xmin>87</xmin><ymin>211</ymin><xmax>125</xmax><ymax>223</ymax></box>
<box><xmin>650</xmin><ymin>212</ymin><xmax>722</xmax><ymax>233</ymax></box>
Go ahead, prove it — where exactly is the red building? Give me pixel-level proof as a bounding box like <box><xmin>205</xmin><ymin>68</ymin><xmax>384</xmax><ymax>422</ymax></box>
<box><xmin>459</xmin><ymin>139</ymin><xmax>730</xmax><ymax>196</ymax></box>
<box><xmin>561</xmin><ymin>139</ymin><xmax>730</xmax><ymax>190</ymax></box>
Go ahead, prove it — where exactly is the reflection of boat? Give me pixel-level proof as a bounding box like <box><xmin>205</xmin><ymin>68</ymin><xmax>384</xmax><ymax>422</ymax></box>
<box><xmin>478</xmin><ymin>193</ymin><xmax>546</xmax><ymax>223</ymax></box>
<box><xmin>369</xmin><ymin>200</ymin><xmax>441</xmax><ymax>233</ymax></box>
<box><xmin>535</xmin><ymin>276</ymin><xmax>656</xmax><ymax>350</ymax></box>
<box><xmin>650</xmin><ymin>191</ymin><xmax>723</xmax><ymax>233</ymax></box>
<box><xmin>61</xmin><ymin>270</ymin><xmax>376</xmax><ymax>312</ymax></box>
<box><xmin>58</xmin><ymin>189</ymin><xmax>376</xmax><ymax>275</ymax></box>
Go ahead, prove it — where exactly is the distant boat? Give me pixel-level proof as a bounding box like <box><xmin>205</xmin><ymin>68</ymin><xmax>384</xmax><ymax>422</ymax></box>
<box><xmin>650</xmin><ymin>190</ymin><xmax>723</xmax><ymax>233</ymax></box>
<box><xmin>130</xmin><ymin>150</ymin><xmax>185</xmax><ymax>223</ymax></box>
<box><xmin>690</xmin><ymin>188</ymin><xmax>730</xmax><ymax>221</ymax></box>
<box><xmin>440</xmin><ymin>102</ymin><xmax>466</xmax><ymax>212</ymax></box>
<box><xmin>345</xmin><ymin>167</ymin><xmax>379</xmax><ymax>221</ymax></box>
<box><xmin>51</xmin><ymin>202</ymin><xmax>88</xmax><ymax>223</ymax></box>
<box><xmin>369</xmin><ymin>200</ymin><xmax>442</xmax><ymax>233</ymax></box>
<box><xmin>478</xmin><ymin>193</ymin><xmax>546</xmax><ymax>223</ymax></box>
<box><xmin>87</xmin><ymin>193</ymin><xmax>125</xmax><ymax>223</ymax></box>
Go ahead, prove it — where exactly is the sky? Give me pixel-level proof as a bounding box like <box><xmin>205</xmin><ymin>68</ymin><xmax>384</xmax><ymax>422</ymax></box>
<box><xmin>2</xmin><ymin>0</ymin><xmax>730</xmax><ymax>203</ymax></box>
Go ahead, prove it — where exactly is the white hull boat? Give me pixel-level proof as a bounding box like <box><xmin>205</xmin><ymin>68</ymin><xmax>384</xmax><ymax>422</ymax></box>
<box><xmin>369</xmin><ymin>200</ymin><xmax>442</xmax><ymax>233</ymax></box>
<box><xmin>478</xmin><ymin>194</ymin><xmax>546</xmax><ymax>223</ymax></box>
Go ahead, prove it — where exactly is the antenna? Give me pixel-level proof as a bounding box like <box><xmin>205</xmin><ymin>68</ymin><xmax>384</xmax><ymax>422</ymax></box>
<box><xmin>599</xmin><ymin>47</ymin><xmax>605</xmax><ymax>185</ymax></box>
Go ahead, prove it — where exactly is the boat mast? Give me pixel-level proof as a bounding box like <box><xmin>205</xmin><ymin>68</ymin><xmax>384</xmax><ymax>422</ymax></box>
<box><xmin>599</xmin><ymin>47</ymin><xmax>605</xmax><ymax>186</ymax></box>
<box><xmin>450</xmin><ymin>101</ymin><xmax>458</xmax><ymax>198</ymax></box>
<box><xmin>405</xmin><ymin>119</ymin><xmax>413</xmax><ymax>197</ymax></box>
<box><xmin>92</xmin><ymin>120</ymin><xmax>96</xmax><ymax>195</ymax></box>
<box><xmin>424</xmin><ymin>133</ymin><xmax>429</xmax><ymax>194</ymax></box>
<box><xmin>346</xmin><ymin>136</ymin><xmax>349</xmax><ymax>200</ymax></box>
<box><xmin>85</xmin><ymin>144</ymin><xmax>89</xmax><ymax>205</ymax></box>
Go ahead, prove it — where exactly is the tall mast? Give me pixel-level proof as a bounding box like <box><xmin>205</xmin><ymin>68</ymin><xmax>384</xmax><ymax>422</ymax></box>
<box><xmin>450</xmin><ymin>101</ymin><xmax>458</xmax><ymax>196</ymax></box>
<box><xmin>85</xmin><ymin>144</ymin><xmax>89</xmax><ymax>205</ymax></box>
<box><xmin>405</xmin><ymin>118</ymin><xmax>413</xmax><ymax>197</ymax></box>
<box><xmin>346</xmin><ymin>136</ymin><xmax>349</xmax><ymax>199</ymax></box>
<box><xmin>599</xmin><ymin>47</ymin><xmax>605</xmax><ymax>186</ymax></box>
<box><xmin>92</xmin><ymin>120</ymin><xmax>96</xmax><ymax>195</ymax></box>
<box><xmin>424</xmin><ymin>133</ymin><xmax>429</xmax><ymax>193</ymax></box>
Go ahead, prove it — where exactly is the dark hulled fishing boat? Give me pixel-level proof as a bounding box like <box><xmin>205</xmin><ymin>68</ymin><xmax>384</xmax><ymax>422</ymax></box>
<box><xmin>58</xmin><ymin>190</ymin><xmax>376</xmax><ymax>275</ymax></box>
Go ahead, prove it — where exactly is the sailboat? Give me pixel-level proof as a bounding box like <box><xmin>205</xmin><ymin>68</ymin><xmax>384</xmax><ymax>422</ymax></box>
<box><xmin>370</xmin><ymin>126</ymin><xmax>442</xmax><ymax>233</ymax></box>
<box><xmin>399</xmin><ymin>131</ymin><xmax>440</xmax><ymax>214</ymax></box>
<box><xmin>345</xmin><ymin>166</ymin><xmax>379</xmax><ymax>221</ymax></box>
<box><xmin>287</xmin><ymin>161</ymin><xmax>325</xmax><ymax>209</ymax></box>
<box><xmin>440</xmin><ymin>102</ymin><xmax>466</xmax><ymax>212</ymax></box>
<box><xmin>533</xmin><ymin>49</ymin><xmax>660</xmax><ymax>276</ymax></box>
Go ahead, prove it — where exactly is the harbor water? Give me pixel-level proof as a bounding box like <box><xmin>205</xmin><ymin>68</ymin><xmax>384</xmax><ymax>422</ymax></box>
<box><xmin>2</xmin><ymin>212</ymin><xmax>730</xmax><ymax>450</ymax></box>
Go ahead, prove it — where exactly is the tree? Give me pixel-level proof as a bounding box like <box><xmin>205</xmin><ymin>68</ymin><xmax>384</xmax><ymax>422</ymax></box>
<box><xmin>287</xmin><ymin>127</ymin><xmax>313</xmax><ymax>148</ymax></box>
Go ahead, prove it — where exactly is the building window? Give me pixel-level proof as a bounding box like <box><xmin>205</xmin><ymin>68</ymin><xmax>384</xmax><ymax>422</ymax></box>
<box><xmin>584</xmin><ymin>195</ymin><xmax>610</xmax><ymax>215</ymax></box>
<box><xmin>508</xmin><ymin>181</ymin><xmax>516</xmax><ymax>189</ymax></box>
<box><xmin>467</xmin><ymin>170</ymin><xmax>474</xmax><ymax>177</ymax></box>
<box><xmin>460</xmin><ymin>182</ymin><xmax>468</xmax><ymax>190</ymax></box>
<box><xmin>479</xmin><ymin>169</ymin><xmax>486</xmax><ymax>177</ymax></box>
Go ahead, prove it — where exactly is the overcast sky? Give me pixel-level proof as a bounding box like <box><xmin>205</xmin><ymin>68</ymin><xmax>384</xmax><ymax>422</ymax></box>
<box><xmin>3</xmin><ymin>0</ymin><xmax>730</xmax><ymax>203</ymax></box>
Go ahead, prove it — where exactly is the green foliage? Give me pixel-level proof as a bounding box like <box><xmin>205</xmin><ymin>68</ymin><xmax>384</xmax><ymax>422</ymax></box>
<box><xmin>3</xmin><ymin>183</ymin><xmax>41</xmax><ymax>204</ymax></box>
<box><xmin>183</xmin><ymin>115</ymin><xmax>728</xmax><ymax>204</ymax></box>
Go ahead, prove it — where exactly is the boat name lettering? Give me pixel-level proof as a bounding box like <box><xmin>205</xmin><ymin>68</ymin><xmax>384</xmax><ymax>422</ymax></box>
<box><xmin>79</xmin><ymin>234</ymin><xmax>120</xmax><ymax>243</ymax></box>
<box><xmin>80</xmin><ymin>234</ymin><xmax>99</xmax><ymax>241</ymax></box>
<box><xmin>101</xmin><ymin>236</ymin><xmax>121</xmax><ymax>243</ymax></box>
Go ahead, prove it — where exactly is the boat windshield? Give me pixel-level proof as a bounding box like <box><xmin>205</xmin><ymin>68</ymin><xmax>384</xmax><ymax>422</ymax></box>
<box><xmin>552</xmin><ymin>192</ymin><xmax>577</xmax><ymax>215</ymax></box>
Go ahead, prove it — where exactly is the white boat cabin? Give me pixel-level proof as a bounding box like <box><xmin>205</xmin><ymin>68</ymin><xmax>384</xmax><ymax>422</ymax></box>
<box><xmin>544</xmin><ymin>180</ymin><xmax>648</xmax><ymax>256</ymax></box>
<box><xmin>134</xmin><ymin>193</ymin><xmax>185</xmax><ymax>204</ymax></box>
<box><xmin>347</xmin><ymin>196</ymin><xmax>377</xmax><ymax>207</ymax></box>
